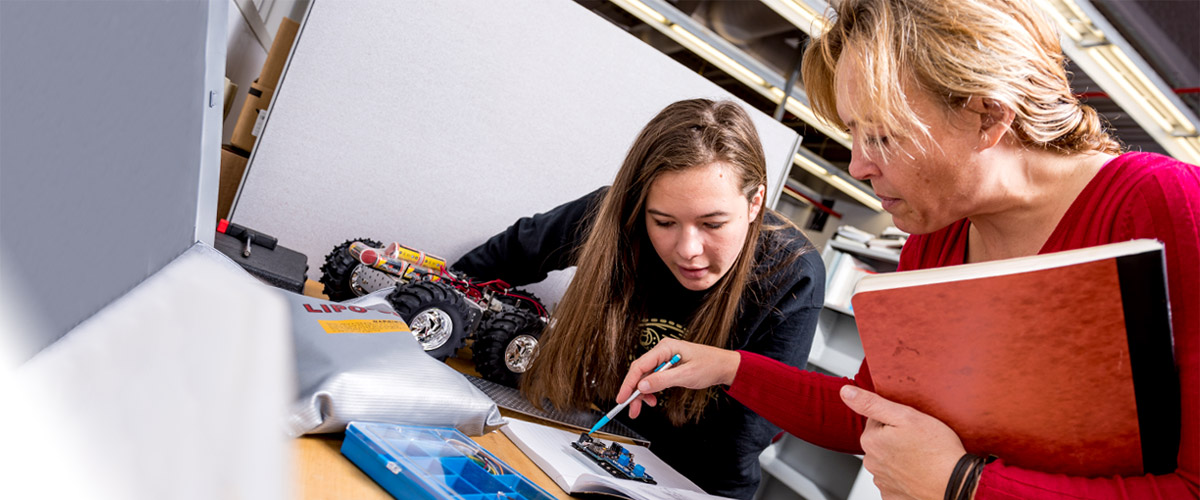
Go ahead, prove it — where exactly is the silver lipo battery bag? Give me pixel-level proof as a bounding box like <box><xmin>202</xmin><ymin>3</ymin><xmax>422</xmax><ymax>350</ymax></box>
<box><xmin>282</xmin><ymin>287</ymin><xmax>504</xmax><ymax>436</ymax></box>
<box><xmin>190</xmin><ymin>244</ymin><xmax>503</xmax><ymax>436</ymax></box>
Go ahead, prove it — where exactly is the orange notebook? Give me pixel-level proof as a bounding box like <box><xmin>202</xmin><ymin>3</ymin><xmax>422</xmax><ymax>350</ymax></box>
<box><xmin>851</xmin><ymin>239</ymin><xmax>1178</xmax><ymax>477</ymax></box>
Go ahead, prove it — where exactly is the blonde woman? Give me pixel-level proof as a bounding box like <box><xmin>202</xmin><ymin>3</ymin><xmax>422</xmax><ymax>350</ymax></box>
<box><xmin>453</xmin><ymin>99</ymin><xmax>824</xmax><ymax>499</ymax></box>
<box><xmin>617</xmin><ymin>1</ymin><xmax>1198</xmax><ymax>499</ymax></box>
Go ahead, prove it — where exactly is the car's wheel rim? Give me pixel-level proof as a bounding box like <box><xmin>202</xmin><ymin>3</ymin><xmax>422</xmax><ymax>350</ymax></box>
<box><xmin>410</xmin><ymin>308</ymin><xmax>454</xmax><ymax>350</ymax></box>
<box><xmin>504</xmin><ymin>335</ymin><xmax>539</xmax><ymax>373</ymax></box>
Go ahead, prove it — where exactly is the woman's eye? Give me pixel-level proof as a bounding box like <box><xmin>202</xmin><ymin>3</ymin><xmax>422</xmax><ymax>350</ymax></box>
<box><xmin>864</xmin><ymin>135</ymin><xmax>889</xmax><ymax>147</ymax></box>
<box><xmin>653</xmin><ymin>219</ymin><xmax>675</xmax><ymax>227</ymax></box>
<box><xmin>703</xmin><ymin>222</ymin><xmax>726</xmax><ymax>230</ymax></box>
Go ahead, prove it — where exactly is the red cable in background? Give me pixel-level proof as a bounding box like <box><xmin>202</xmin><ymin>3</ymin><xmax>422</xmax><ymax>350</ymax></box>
<box><xmin>783</xmin><ymin>184</ymin><xmax>843</xmax><ymax>219</ymax></box>
<box><xmin>1078</xmin><ymin>87</ymin><xmax>1200</xmax><ymax>99</ymax></box>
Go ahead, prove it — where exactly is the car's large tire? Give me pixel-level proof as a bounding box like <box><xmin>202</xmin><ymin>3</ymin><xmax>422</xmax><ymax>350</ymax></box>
<box><xmin>319</xmin><ymin>238</ymin><xmax>382</xmax><ymax>301</ymax></box>
<box><xmin>474</xmin><ymin>309</ymin><xmax>544</xmax><ymax>387</ymax></box>
<box><xmin>388</xmin><ymin>279</ymin><xmax>471</xmax><ymax>360</ymax></box>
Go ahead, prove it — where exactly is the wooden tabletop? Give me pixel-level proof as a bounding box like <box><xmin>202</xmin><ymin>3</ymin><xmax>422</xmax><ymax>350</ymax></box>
<box><xmin>295</xmin><ymin>280</ymin><xmax>581</xmax><ymax>499</ymax></box>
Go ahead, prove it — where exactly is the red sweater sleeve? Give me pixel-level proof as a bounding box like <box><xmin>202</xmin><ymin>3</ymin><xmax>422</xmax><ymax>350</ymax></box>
<box><xmin>725</xmin><ymin>350</ymin><xmax>870</xmax><ymax>454</ymax></box>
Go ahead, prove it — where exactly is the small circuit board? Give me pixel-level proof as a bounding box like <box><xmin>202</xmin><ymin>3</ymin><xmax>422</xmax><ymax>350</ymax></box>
<box><xmin>571</xmin><ymin>433</ymin><xmax>656</xmax><ymax>484</ymax></box>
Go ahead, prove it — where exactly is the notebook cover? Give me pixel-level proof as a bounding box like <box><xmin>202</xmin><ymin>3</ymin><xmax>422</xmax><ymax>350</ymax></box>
<box><xmin>852</xmin><ymin>248</ymin><xmax>1178</xmax><ymax>477</ymax></box>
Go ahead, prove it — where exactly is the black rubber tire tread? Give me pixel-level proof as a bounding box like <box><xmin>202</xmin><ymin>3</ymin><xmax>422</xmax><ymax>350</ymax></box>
<box><xmin>319</xmin><ymin>238</ymin><xmax>382</xmax><ymax>301</ymax></box>
<box><xmin>474</xmin><ymin>309</ymin><xmax>544</xmax><ymax>388</ymax></box>
<box><xmin>388</xmin><ymin>279</ymin><xmax>471</xmax><ymax>361</ymax></box>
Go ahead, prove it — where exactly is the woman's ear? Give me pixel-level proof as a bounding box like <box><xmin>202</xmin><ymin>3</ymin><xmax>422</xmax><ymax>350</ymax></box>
<box><xmin>966</xmin><ymin>97</ymin><xmax>1015</xmax><ymax>150</ymax></box>
<box><xmin>749</xmin><ymin>184</ymin><xmax>765</xmax><ymax>220</ymax></box>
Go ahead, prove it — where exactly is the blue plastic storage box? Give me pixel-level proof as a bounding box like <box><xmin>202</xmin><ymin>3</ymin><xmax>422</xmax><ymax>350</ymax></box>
<box><xmin>341</xmin><ymin>421</ymin><xmax>557</xmax><ymax>500</ymax></box>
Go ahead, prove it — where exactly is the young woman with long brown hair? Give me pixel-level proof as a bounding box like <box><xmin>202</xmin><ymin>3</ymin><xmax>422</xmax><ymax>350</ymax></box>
<box><xmin>452</xmin><ymin>98</ymin><xmax>824</xmax><ymax>499</ymax></box>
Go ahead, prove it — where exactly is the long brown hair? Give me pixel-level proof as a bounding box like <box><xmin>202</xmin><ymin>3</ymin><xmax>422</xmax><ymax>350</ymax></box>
<box><xmin>801</xmin><ymin>0</ymin><xmax>1121</xmax><ymax>156</ymax></box>
<box><xmin>521</xmin><ymin>99</ymin><xmax>771</xmax><ymax>425</ymax></box>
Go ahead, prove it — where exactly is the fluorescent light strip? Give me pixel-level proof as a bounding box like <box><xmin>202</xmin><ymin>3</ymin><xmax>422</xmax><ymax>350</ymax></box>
<box><xmin>781</xmin><ymin>0</ymin><xmax>1200</xmax><ymax>163</ymax></box>
<box><xmin>608</xmin><ymin>0</ymin><xmax>874</xmax><ymax>208</ymax></box>
<box><xmin>611</xmin><ymin>0</ymin><xmax>772</xmax><ymax>103</ymax></box>
<box><xmin>783</xmin><ymin>97</ymin><xmax>828</xmax><ymax>132</ymax></box>
<box><xmin>609</xmin><ymin>0</ymin><xmax>852</xmax><ymax>149</ymax></box>
<box><xmin>793</xmin><ymin>152</ymin><xmax>883</xmax><ymax>212</ymax></box>
<box><xmin>1037</xmin><ymin>3</ymin><xmax>1084</xmax><ymax>41</ymax></box>
<box><xmin>669</xmin><ymin>25</ymin><xmax>767</xmax><ymax>87</ymax></box>
<box><xmin>1033</xmin><ymin>0</ymin><xmax>1200</xmax><ymax>164</ymax></box>
<box><xmin>1039</xmin><ymin>0</ymin><xmax>1095</xmax><ymax>41</ymax></box>
<box><xmin>1103</xmin><ymin>46</ymin><xmax>1196</xmax><ymax>134</ymax></box>
<box><xmin>623</xmin><ymin>0</ymin><xmax>667</xmax><ymax>24</ymax></box>
<box><xmin>1181</xmin><ymin>137</ymin><xmax>1200</xmax><ymax>160</ymax></box>
<box><xmin>756</xmin><ymin>0</ymin><xmax>854</xmax><ymax>145</ymax></box>
<box><xmin>760</xmin><ymin>0</ymin><xmax>830</xmax><ymax>35</ymax></box>
<box><xmin>1085</xmin><ymin>45</ymin><xmax>1178</xmax><ymax>133</ymax></box>
<box><xmin>781</xmin><ymin>184</ymin><xmax>817</xmax><ymax>209</ymax></box>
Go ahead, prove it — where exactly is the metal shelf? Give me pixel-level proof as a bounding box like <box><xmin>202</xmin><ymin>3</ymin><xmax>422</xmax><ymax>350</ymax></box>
<box><xmin>828</xmin><ymin>239</ymin><xmax>900</xmax><ymax>265</ymax></box>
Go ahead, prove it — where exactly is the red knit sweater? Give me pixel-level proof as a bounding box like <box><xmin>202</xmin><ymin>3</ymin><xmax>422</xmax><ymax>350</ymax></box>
<box><xmin>727</xmin><ymin>152</ymin><xmax>1199</xmax><ymax>499</ymax></box>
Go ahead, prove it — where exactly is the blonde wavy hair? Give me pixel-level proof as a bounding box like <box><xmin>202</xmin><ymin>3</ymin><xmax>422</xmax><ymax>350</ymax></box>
<box><xmin>801</xmin><ymin>0</ymin><xmax>1121</xmax><ymax>155</ymax></box>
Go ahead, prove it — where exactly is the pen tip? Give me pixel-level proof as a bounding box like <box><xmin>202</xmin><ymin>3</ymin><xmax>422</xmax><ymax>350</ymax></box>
<box><xmin>588</xmin><ymin>416</ymin><xmax>609</xmax><ymax>435</ymax></box>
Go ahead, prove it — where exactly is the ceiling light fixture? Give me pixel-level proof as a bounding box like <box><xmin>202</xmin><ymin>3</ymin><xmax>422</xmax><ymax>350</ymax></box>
<box><xmin>792</xmin><ymin>148</ymin><xmax>882</xmax><ymax>212</ymax></box>
<box><xmin>667</xmin><ymin>25</ymin><xmax>768</xmax><ymax>87</ymax></box>
<box><xmin>608</xmin><ymin>0</ymin><xmax>851</xmax><ymax>152</ymax></box>
<box><xmin>1033</xmin><ymin>0</ymin><xmax>1200</xmax><ymax>164</ymax></box>
<box><xmin>759</xmin><ymin>0</ymin><xmax>830</xmax><ymax>36</ymax></box>
<box><xmin>606</xmin><ymin>0</ymin><xmax>882</xmax><ymax>211</ymax></box>
<box><xmin>769</xmin><ymin>0</ymin><xmax>1200</xmax><ymax>163</ymax></box>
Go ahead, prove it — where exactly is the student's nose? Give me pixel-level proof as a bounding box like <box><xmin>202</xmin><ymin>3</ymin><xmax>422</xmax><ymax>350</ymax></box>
<box><xmin>677</xmin><ymin>227</ymin><xmax>703</xmax><ymax>260</ymax></box>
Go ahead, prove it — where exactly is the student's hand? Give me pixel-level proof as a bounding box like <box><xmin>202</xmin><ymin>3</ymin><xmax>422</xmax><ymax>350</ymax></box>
<box><xmin>615</xmin><ymin>338</ymin><xmax>740</xmax><ymax>418</ymax></box>
<box><xmin>841</xmin><ymin>385</ymin><xmax>967</xmax><ymax>500</ymax></box>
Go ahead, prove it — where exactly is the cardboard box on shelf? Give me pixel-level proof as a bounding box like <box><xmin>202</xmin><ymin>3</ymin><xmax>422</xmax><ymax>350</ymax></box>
<box><xmin>223</xmin><ymin>77</ymin><xmax>238</xmax><ymax>121</ymax></box>
<box><xmin>218</xmin><ymin>145</ymin><xmax>249</xmax><ymax>222</ymax></box>
<box><xmin>228</xmin><ymin>17</ymin><xmax>299</xmax><ymax>154</ymax></box>
<box><xmin>230</xmin><ymin>82</ymin><xmax>274</xmax><ymax>153</ymax></box>
<box><xmin>259</xmin><ymin>17</ymin><xmax>300</xmax><ymax>90</ymax></box>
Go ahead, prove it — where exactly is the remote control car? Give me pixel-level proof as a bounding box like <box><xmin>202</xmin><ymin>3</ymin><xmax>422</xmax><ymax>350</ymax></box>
<box><xmin>572</xmin><ymin>433</ymin><xmax>655</xmax><ymax>484</ymax></box>
<box><xmin>319</xmin><ymin>238</ymin><xmax>547</xmax><ymax>387</ymax></box>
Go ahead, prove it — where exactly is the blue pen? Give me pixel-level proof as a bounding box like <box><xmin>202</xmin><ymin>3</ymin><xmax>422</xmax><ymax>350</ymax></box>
<box><xmin>588</xmin><ymin>353</ymin><xmax>682</xmax><ymax>435</ymax></box>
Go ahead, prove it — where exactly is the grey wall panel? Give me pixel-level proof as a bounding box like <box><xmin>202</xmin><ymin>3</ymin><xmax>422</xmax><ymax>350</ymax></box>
<box><xmin>232</xmin><ymin>0</ymin><xmax>800</xmax><ymax>303</ymax></box>
<box><xmin>0</xmin><ymin>1</ymin><xmax>223</xmax><ymax>360</ymax></box>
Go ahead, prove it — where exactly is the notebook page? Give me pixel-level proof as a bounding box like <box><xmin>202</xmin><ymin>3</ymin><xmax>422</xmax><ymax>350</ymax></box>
<box><xmin>501</xmin><ymin>419</ymin><xmax>725</xmax><ymax>499</ymax></box>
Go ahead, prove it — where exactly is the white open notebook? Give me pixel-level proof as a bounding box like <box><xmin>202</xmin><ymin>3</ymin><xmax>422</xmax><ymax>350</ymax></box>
<box><xmin>501</xmin><ymin>418</ymin><xmax>732</xmax><ymax>500</ymax></box>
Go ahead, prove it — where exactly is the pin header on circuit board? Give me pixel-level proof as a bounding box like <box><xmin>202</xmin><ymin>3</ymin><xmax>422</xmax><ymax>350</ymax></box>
<box><xmin>571</xmin><ymin>433</ymin><xmax>656</xmax><ymax>484</ymax></box>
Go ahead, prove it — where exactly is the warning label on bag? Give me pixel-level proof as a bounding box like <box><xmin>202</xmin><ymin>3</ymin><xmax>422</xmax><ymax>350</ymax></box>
<box><xmin>318</xmin><ymin>319</ymin><xmax>411</xmax><ymax>334</ymax></box>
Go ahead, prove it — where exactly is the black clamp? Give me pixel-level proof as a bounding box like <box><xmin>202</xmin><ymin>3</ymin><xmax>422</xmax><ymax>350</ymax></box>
<box><xmin>217</xmin><ymin>219</ymin><xmax>279</xmax><ymax>258</ymax></box>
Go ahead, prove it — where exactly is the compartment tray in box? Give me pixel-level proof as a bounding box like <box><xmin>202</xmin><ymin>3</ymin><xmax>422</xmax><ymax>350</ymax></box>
<box><xmin>341</xmin><ymin>421</ymin><xmax>555</xmax><ymax>500</ymax></box>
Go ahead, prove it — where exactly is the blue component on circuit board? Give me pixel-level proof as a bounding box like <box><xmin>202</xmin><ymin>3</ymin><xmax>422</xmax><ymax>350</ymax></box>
<box><xmin>571</xmin><ymin>433</ymin><xmax>656</xmax><ymax>484</ymax></box>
